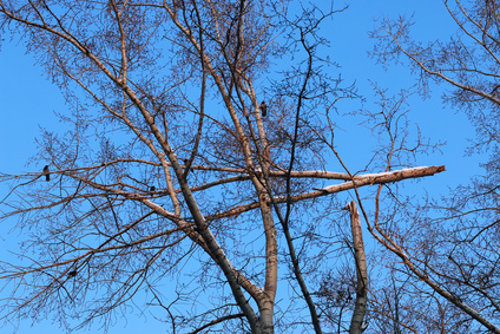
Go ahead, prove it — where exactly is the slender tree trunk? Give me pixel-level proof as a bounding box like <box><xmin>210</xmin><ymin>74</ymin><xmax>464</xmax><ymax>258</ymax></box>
<box><xmin>345</xmin><ymin>201</ymin><xmax>368</xmax><ymax>334</ymax></box>
<box><xmin>257</xmin><ymin>300</ymin><xmax>275</xmax><ymax>334</ymax></box>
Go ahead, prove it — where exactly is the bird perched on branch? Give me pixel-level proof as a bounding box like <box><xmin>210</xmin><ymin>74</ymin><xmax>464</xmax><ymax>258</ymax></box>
<box><xmin>42</xmin><ymin>165</ymin><xmax>50</xmax><ymax>181</ymax></box>
<box><xmin>260</xmin><ymin>101</ymin><xmax>267</xmax><ymax>117</ymax></box>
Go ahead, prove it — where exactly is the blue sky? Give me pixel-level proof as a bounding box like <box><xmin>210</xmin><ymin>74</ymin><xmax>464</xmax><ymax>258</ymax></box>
<box><xmin>0</xmin><ymin>1</ymin><xmax>483</xmax><ymax>332</ymax></box>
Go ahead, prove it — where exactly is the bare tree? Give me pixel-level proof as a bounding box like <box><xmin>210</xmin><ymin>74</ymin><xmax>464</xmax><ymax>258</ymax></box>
<box><xmin>0</xmin><ymin>1</ymin><xmax>460</xmax><ymax>333</ymax></box>
<box><xmin>365</xmin><ymin>0</ymin><xmax>499</xmax><ymax>333</ymax></box>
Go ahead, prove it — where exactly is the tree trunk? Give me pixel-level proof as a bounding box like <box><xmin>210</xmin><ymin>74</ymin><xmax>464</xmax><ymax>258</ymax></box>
<box><xmin>257</xmin><ymin>302</ymin><xmax>275</xmax><ymax>334</ymax></box>
<box><xmin>345</xmin><ymin>201</ymin><xmax>368</xmax><ymax>334</ymax></box>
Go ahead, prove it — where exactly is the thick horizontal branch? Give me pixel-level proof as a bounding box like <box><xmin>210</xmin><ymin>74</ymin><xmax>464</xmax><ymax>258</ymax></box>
<box><xmin>313</xmin><ymin>165</ymin><xmax>446</xmax><ymax>195</ymax></box>
<box><xmin>208</xmin><ymin>165</ymin><xmax>445</xmax><ymax>220</ymax></box>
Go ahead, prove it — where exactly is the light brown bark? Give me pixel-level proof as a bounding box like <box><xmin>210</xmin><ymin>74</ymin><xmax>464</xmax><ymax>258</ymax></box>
<box><xmin>345</xmin><ymin>201</ymin><xmax>368</xmax><ymax>334</ymax></box>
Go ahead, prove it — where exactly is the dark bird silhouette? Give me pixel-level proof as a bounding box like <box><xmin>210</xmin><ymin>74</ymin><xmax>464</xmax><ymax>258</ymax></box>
<box><xmin>150</xmin><ymin>186</ymin><xmax>156</xmax><ymax>192</ymax></box>
<box><xmin>260</xmin><ymin>101</ymin><xmax>267</xmax><ymax>117</ymax></box>
<box><xmin>42</xmin><ymin>165</ymin><xmax>50</xmax><ymax>181</ymax></box>
<box><xmin>68</xmin><ymin>270</ymin><xmax>77</xmax><ymax>278</ymax></box>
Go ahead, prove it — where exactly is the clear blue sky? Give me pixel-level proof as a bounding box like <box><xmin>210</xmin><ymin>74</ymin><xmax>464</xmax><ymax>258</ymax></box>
<box><xmin>0</xmin><ymin>1</ymin><xmax>482</xmax><ymax>332</ymax></box>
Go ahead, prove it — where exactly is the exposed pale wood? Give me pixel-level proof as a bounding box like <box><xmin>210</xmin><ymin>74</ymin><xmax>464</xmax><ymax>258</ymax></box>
<box><xmin>208</xmin><ymin>165</ymin><xmax>445</xmax><ymax>220</ymax></box>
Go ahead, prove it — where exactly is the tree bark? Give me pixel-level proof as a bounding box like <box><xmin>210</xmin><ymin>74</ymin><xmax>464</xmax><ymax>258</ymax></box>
<box><xmin>345</xmin><ymin>201</ymin><xmax>368</xmax><ymax>334</ymax></box>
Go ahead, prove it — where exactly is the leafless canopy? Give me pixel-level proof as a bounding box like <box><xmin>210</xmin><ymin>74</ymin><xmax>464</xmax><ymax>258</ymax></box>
<box><xmin>0</xmin><ymin>1</ymin><xmax>496</xmax><ymax>333</ymax></box>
